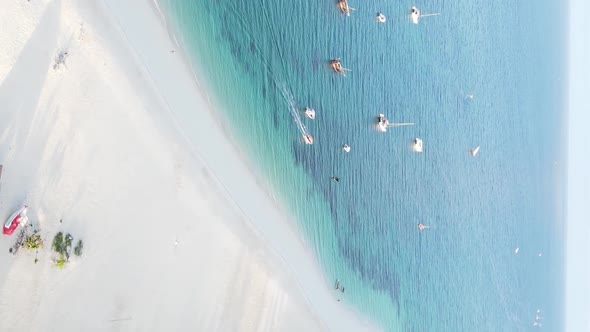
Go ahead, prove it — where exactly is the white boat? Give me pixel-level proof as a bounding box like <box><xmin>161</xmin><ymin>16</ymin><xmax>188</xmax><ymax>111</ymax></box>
<box><xmin>377</xmin><ymin>113</ymin><xmax>389</xmax><ymax>132</ymax></box>
<box><xmin>514</xmin><ymin>247</ymin><xmax>520</xmax><ymax>254</ymax></box>
<box><xmin>410</xmin><ymin>6</ymin><xmax>440</xmax><ymax>24</ymax></box>
<box><xmin>470</xmin><ymin>146</ymin><xmax>480</xmax><ymax>157</ymax></box>
<box><xmin>417</xmin><ymin>223</ymin><xmax>429</xmax><ymax>230</ymax></box>
<box><xmin>342</xmin><ymin>144</ymin><xmax>351</xmax><ymax>152</ymax></box>
<box><xmin>412</xmin><ymin>138</ymin><xmax>423</xmax><ymax>153</ymax></box>
<box><xmin>376</xmin><ymin>13</ymin><xmax>386</xmax><ymax>23</ymax></box>
<box><xmin>304</xmin><ymin>108</ymin><xmax>316</xmax><ymax>120</ymax></box>
<box><xmin>378</xmin><ymin>114</ymin><xmax>415</xmax><ymax>132</ymax></box>
<box><xmin>303</xmin><ymin>134</ymin><xmax>314</xmax><ymax>145</ymax></box>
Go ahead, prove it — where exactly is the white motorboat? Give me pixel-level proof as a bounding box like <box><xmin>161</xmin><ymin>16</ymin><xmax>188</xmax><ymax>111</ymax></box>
<box><xmin>377</xmin><ymin>113</ymin><xmax>389</xmax><ymax>132</ymax></box>
<box><xmin>304</xmin><ymin>108</ymin><xmax>316</xmax><ymax>119</ymax></box>
<box><xmin>342</xmin><ymin>144</ymin><xmax>351</xmax><ymax>152</ymax></box>
<box><xmin>412</xmin><ymin>138</ymin><xmax>423</xmax><ymax>152</ymax></box>
<box><xmin>376</xmin><ymin>13</ymin><xmax>386</xmax><ymax>23</ymax></box>
<box><xmin>378</xmin><ymin>113</ymin><xmax>415</xmax><ymax>132</ymax></box>
<box><xmin>303</xmin><ymin>134</ymin><xmax>314</xmax><ymax>145</ymax></box>
<box><xmin>417</xmin><ymin>223</ymin><xmax>429</xmax><ymax>230</ymax></box>
<box><xmin>470</xmin><ymin>146</ymin><xmax>480</xmax><ymax>157</ymax></box>
<box><xmin>410</xmin><ymin>6</ymin><xmax>440</xmax><ymax>24</ymax></box>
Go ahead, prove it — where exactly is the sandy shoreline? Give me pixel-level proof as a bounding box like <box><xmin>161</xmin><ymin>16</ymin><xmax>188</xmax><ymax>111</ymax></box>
<box><xmin>0</xmin><ymin>0</ymin><xmax>377</xmax><ymax>330</ymax></box>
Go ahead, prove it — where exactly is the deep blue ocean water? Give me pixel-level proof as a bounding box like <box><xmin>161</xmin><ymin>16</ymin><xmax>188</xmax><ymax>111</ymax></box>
<box><xmin>157</xmin><ymin>0</ymin><xmax>568</xmax><ymax>330</ymax></box>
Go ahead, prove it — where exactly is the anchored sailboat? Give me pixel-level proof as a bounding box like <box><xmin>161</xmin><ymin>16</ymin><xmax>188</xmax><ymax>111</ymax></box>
<box><xmin>377</xmin><ymin>114</ymin><xmax>415</xmax><ymax>132</ymax></box>
<box><xmin>409</xmin><ymin>6</ymin><xmax>440</xmax><ymax>24</ymax></box>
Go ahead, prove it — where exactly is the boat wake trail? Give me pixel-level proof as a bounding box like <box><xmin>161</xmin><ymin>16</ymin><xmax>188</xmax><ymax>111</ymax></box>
<box><xmin>277</xmin><ymin>82</ymin><xmax>308</xmax><ymax>137</ymax></box>
<box><xmin>247</xmin><ymin>2</ymin><xmax>308</xmax><ymax>139</ymax></box>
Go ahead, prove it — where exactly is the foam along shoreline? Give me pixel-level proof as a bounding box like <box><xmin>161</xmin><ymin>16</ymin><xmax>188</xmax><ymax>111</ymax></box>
<box><xmin>0</xmin><ymin>0</ymin><xmax>377</xmax><ymax>331</ymax></box>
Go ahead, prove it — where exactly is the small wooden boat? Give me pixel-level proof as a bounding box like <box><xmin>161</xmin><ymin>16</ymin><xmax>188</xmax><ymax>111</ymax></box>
<box><xmin>338</xmin><ymin>0</ymin><xmax>355</xmax><ymax>16</ymax></box>
<box><xmin>330</xmin><ymin>58</ymin><xmax>350</xmax><ymax>76</ymax></box>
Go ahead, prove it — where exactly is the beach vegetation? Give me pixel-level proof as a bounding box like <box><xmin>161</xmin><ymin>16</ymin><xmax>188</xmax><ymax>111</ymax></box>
<box><xmin>51</xmin><ymin>232</ymin><xmax>83</xmax><ymax>268</ymax></box>
<box><xmin>52</xmin><ymin>232</ymin><xmax>64</xmax><ymax>253</ymax></box>
<box><xmin>74</xmin><ymin>240</ymin><xmax>83</xmax><ymax>257</ymax></box>
<box><xmin>23</xmin><ymin>230</ymin><xmax>43</xmax><ymax>250</ymax></box>
<box><xmin>55</xmin><ymin>254</ymin><xmax>67</xmax><ymax>269</ymax></box>
<box><xmin>64</xmin><ymin>233</ymin><xmax>73</xmax><ymax>260</ymax></box>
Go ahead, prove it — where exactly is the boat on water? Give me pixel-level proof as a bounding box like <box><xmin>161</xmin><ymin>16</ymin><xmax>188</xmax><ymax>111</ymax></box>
<box><xmin>409</xmin><ymin>6</ymin><xmax>440</xmax><ymax>24</ymax></box>
<box><xmin>417</xmin><ymin>223</ymin><xmax>429</xmax><ymax>231</ymax></box>
<box><xmin>338</xmin><ymin>0</ymin><xmax>355</xmax><ymax>16</ymax></box>
<box><xmin>330</xmin><ymin>58</ymin><xmax>350</xmax><ymax>76</ymax></box>
<box><xmin>412</xmin><ymin>138</ymin><xmax>424</xmax><ymax>152</ymax></box>
<box><xmin>514</xmin><ymin>247</ymin><xmax>520</xmax><ymax>254</ymax></box>
<box><xmin>335</xmin><ymin>279</ymin><xmax>340</xmax><ymax>290</ymax></box>
<box><xmin>377</xmin><ymin>114</ymin><xmax>415</xmax><ymax>132</ymax></box>
<box><xmin>304</xmin><ymin>107</ymin><xmax>316</xmax><ymax>120</ymax></box>
<box><xmin>377</xmin><ymin>113</ymin><xmax>389</xmax><ymax>132</ymax></box>
<box><xmin>376</xmin><ymin>13</ymin><xmax>386</xmax><ymax>23</ymax></box>
<box><xmin>470</xmin><ymin>146</ymin><xmax>480</xmax><ymax>157</ymax></box>
<box><xmin>3</xmin><ymin>205</ymin><xmax>28</xmax><ymax>235</ymax></box>
<box><xmin>303</xmin><ymin>133</ymin><xmax>314</xmax><ymax>145</ymax></box>
<box><xmin>342</xmin><ymin>144</ymin><xmax>351</xmax><ymax>152</ymax></box>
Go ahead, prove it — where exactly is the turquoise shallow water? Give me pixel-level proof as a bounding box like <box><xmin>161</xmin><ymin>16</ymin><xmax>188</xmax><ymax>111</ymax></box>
<box><xmin>157</xmin><ymin>0</ymin><xmax>568</xmax><ymax>330</ymax></box>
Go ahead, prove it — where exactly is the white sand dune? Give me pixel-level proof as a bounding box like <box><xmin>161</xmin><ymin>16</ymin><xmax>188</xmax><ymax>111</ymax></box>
<box><xmin>0</xmin><ymin>1</ymin><xmax>377</xmax><ymax>331</ymax></box>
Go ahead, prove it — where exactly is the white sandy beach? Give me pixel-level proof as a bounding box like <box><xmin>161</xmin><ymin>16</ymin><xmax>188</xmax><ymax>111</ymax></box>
<box><xmin>0</xmin><ymin>0</ymin><xmax>377</xmax><ymax>331</ymax></box>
